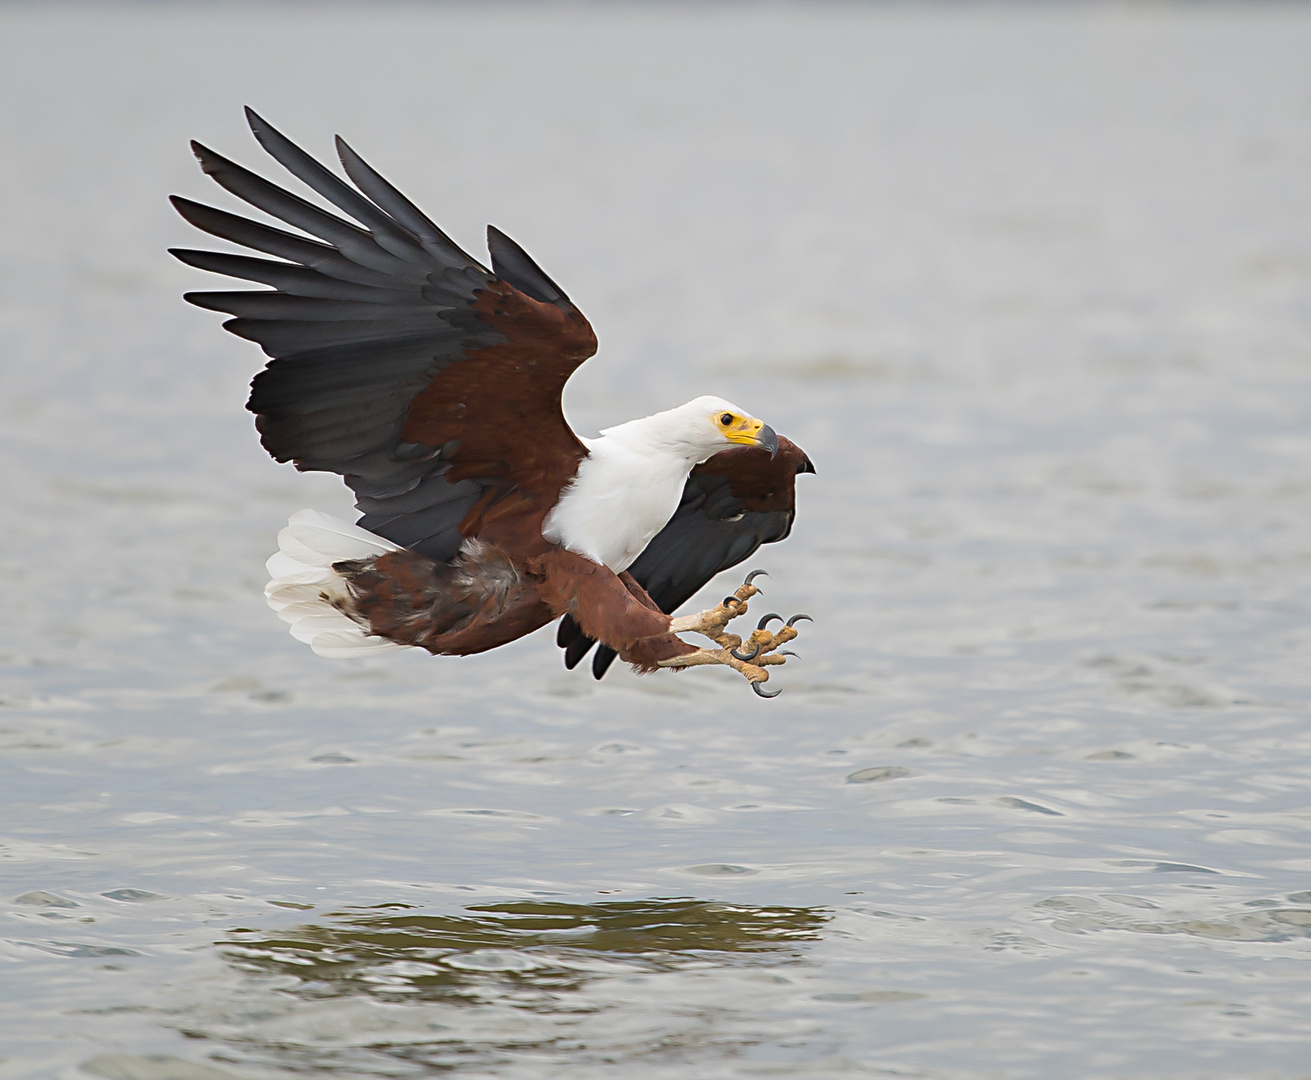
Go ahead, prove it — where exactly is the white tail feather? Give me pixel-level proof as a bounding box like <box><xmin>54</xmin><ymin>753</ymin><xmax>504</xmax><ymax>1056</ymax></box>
<box><xmin>264</xmin><ymin>551</ymin><xmax>334</xmax><ymax>587</ymax></box>
<box><xmin>264</xmin><ymin>510</ymin><xmax>411</xmax><ymax>658</ymax></box>
<box><xmin>309</xmin><ymin>630</ymin><xmax>409</xmax><ymax>659</ymax></box>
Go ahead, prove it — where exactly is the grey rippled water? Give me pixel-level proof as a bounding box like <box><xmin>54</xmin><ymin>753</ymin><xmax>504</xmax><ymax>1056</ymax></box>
<box><xmin>3</xmin><ymin>3</ymin><xmax>1311</xmax><ymax>1078</ymax></box>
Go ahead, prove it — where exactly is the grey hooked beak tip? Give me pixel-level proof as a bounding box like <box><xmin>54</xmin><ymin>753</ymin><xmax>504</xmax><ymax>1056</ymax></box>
<box><xmin>757</xmin><ymin>423</ymin><xmax>779</xmax><ymax>459</ymax></box>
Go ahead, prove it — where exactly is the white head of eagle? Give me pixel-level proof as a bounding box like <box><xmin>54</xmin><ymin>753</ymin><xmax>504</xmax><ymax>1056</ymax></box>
<box><xmin>543</xmin><ymin>395</ymin><xmax>779</xmax><ymax>573</ymax></box>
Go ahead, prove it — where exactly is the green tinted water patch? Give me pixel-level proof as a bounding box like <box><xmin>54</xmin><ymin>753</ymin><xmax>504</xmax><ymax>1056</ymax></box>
<box><xmin>222</xmin><ymin>898</ymin><xmax>829</xmax><ymax>1004</ymax></box>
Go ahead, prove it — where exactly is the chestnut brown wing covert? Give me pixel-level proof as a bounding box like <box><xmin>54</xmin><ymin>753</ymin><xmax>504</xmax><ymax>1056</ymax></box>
<box><xmin>557</xmin><ymin>438</ymin><xmax>815</xmax><ymax>677</ymax></box>
<box><xmin>170</xmin><ymin>108</ymin><xmax>596</xmax><ymax>561</ymax></box>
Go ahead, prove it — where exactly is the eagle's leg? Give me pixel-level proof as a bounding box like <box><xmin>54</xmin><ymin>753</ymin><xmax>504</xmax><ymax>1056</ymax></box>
<box><xmin>657</xmin><ymin>573</ymin><xmax>808</xmax><ymax>695</ymax></box>
<box><xmin>666</xmin><ymin>571</ymin><xmax>765</xmax><ymax>645</ymax></box>
<box><xmin>653</xmin><ymin>638</ymin><xmax>797</xmax><ymax>696</ymax></box>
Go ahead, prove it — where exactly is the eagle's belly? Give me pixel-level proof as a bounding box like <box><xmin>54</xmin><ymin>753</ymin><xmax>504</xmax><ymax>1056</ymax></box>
<box><xmin>542</xmin><ymin>444</ymin><xmax>689</xmax><ymax>573</ymax></box>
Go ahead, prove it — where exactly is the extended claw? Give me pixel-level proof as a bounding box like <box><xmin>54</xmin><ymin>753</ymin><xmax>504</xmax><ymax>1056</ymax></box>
<box><xmin>660</xmin><ymin>576</ymin><xmax>803</xmax><ymax>697</ymax></box>
<box><xmin>778</xmin><ymin>649</ymin><xmax>798</xmax><ymax>657</ymax></box>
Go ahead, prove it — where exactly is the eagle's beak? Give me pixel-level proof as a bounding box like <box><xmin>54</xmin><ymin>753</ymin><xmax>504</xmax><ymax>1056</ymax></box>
<box><xmin>725</xmin><ymin>417</ymin><xmax>779</xmax><ymax>458</ymax></box>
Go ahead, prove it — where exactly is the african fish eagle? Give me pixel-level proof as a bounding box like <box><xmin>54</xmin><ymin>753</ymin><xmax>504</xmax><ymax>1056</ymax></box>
<box><xmin>171</xmin><ymin>109</ymin><xmax>813</xmax><ymax>696</ymax></box>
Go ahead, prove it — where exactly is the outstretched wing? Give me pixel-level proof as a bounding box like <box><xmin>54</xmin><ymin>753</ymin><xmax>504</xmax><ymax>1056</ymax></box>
<box><xmin>171</xmin><ymin>108</ymin><xmax>596</xmax><ymax>561</ymax></box>
<box><xmin>557</xmin><ymin>437</ymin><xmax>815</xmax><ymax>677</ymax></box>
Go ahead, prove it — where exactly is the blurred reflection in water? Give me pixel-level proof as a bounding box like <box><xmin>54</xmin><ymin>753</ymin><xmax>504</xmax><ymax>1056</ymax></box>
<box><xmin>224</xmin><ymin>898</ymin><xmax>828</xmax><ymax>1001</ymax></box>
<box><xmin>204</xmin><ymin>900</ymin><xmax>829</xmax><ymax>1074</ymax></box>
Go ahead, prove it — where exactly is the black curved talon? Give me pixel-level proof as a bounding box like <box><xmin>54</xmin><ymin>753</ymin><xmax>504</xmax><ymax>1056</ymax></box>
<box><xmin>721</xmin><ymin>596</ymin><xmax>743</xmax><ymax>609</ymax></box>
<box><xmin>786</xmin><ymin>614</ymin><xmax>813</xmax><ymax>627</ymax></box>
<box><xmin>778</xmin><ymin>649</ymin><xmax>798</xmax><ymax>657</ymax></box>
<box><xmin>731</xmin><ymin>642</ymin><xmax>762</xmax><ymax>662</ymax></box>
<box><xmin>752</xmin><ymin>682</ymin><xmax>782</xmax><ymax>699</ymax></box>
<box><xmin>743</xmin><ymin>569</ymin><xmax>769</xmax><ymax>587</ymax></box>
<box><xmin>756</xmin><ymin>613</ymin><xmax>783</xmax><ymax>630</ymax></box>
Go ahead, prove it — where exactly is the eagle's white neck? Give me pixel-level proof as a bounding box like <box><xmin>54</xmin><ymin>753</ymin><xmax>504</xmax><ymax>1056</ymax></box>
<box><xmin>542</xmin><ymin>403</ymin><xmax>737</xmax><ymax>573</ymax></box>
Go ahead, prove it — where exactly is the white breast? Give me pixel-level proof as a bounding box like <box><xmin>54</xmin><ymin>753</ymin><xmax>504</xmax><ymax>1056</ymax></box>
<box><xmin>542</xmin><ymin>435</ymin><xmax>692</xmax><ymax>573</ymax></box>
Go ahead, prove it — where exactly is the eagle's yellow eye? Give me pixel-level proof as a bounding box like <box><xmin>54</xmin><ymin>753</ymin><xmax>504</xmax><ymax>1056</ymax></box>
<box><xmin>720</xmin><ymin>412</ymin><xmax>734</xmax><ymax>426</ymax></box>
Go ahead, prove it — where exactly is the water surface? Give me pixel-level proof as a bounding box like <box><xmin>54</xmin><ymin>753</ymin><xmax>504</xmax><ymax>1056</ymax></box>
<box><xmin>3</xmin><ymin>3</ymin><xmax>1311</xmax><ymax>1077</ymax></box>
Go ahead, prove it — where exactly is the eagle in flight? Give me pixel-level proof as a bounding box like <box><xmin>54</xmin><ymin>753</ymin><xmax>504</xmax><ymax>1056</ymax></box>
<box><xmin>172</xmin><ymin>109</ymin><xmax>813</xmax><ymax>696</ymax></box>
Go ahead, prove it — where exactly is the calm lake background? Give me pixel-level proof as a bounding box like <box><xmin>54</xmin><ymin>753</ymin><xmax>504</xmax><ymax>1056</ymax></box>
<box><xmin>3</xmin><ymin>3</ymin><xmax>1311</xmax><ymax>1077</ymax></box>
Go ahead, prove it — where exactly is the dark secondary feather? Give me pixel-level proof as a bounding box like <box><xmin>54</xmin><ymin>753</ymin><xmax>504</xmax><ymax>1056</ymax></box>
<box><xmin>557</xmin><ymin>439</ymin><xmax>815</xmax><ymax>678</ymax></box>
<box><xmin>170</xmin><ymin>107</ymin><xmax>595</xmax><ymax>561</ymax></box>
